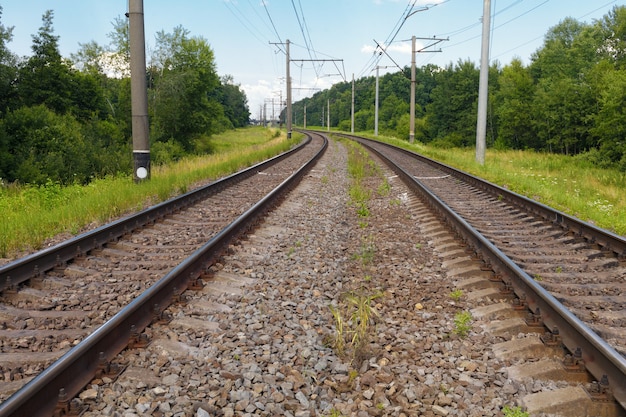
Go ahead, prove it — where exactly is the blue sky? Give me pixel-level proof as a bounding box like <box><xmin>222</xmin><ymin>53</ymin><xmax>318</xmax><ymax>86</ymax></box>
<box><xmin>1</xmin><ymin>0</ymin><xmax>623</xmax><ymax>117</ymax></box>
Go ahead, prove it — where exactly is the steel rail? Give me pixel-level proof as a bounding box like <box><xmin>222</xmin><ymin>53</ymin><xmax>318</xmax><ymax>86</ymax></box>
<box><xmin>0</xmin><ymin>135</ymin><xmax>311</xmax><ymax>293</ymax></box>
<box><xmin>0</xmin><ymin>132</ymin><xmax>327</xmax><ymax>417</ymax></box>
<box><xmin>348</xmin><ymin>134</ymin><xmax>626</xmax><ymax>411</ymax></box>
<box><xmin>347</xmin><ymin>134</ymin><xmax>626</xmax><ymax>257</ymax></box>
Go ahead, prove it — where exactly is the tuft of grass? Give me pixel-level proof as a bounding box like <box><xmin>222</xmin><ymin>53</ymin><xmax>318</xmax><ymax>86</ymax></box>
<box><xmin>452</xmin><ymin>310</ymin><xmax>473</xmax><ymax>338</ymax></box>
<box><xmin>449</xmin><ymin>289</ymin><xmax>463</xmax><ymax>301</ymax></box>
<box><xmin>377</xmin><ymin>178</ymin><xmax>391</xmax><ymax>196</ymax></box>
<box><xmin>329</xmin><ymin>290</ymin><xmax>383</xmax><ymax>363</ymax></box>
<box><xmin>502</xmin><ymin>406</ymin><xmax>529</xmax><ymax>417</ymax></box>
<box><xmin>351</xmin><ymin>235</ymin><xmax>376</xmax><ymax>266</ymax></box>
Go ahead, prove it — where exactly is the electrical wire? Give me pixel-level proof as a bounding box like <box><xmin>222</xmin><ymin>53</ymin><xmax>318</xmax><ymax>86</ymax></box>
<box><xmin>291</xmin><ymin>0</ymin><xmax>319</xmax><ymax>77</ymax></box>
<box><xmin>262</xmin><ymin>0</ymin><xmax>283</xmax><ymax>45</ymax></box>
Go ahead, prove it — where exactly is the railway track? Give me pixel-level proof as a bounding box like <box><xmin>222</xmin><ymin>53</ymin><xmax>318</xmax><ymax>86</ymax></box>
<box><xmin>2</xmin><ymin>128</ymin><xmax>626</xmax><ymax>416</ymax></box>
<box><xmin>336</xmin><ymin>132</ymin><xmax>626</xmax><ymax>414</ymax></box>
<box><xmin>0</xmin><ymin>131</ymin><xmax>327</xmax><ymax>417</ymax></box>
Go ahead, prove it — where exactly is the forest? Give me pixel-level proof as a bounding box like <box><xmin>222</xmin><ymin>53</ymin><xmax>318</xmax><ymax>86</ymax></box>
<box><xmin>3</xmin><ymin>6</ymin><xmax>626</xmax><ymax>186</ymax></box>
<box><xmin>0</xmin><ymin>8</ymin><xmax>250</xmax><ymax>186</ymax></box>
<box><xmin>293</xmin><ymin>6</ymin><xmax>626</xmax><ymax>170</ymax></box>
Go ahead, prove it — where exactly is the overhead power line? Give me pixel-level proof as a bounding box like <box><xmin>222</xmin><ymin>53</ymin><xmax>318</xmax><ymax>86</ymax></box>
<box><xmin>263</xmin><ymin>0</ymin><xmax>283</xmax><ymax>46</ymax></box>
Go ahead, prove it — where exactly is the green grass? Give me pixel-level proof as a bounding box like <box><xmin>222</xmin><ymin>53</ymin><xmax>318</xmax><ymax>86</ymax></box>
<box><xmin>357</xmin><ymin>131</ymin><xmax>626</xmax><ymax>236</ymax></box>
<box><xmin>0</xmin><ymin>127</ymin><xmax>300</xmax><ymax>259</ymax></box>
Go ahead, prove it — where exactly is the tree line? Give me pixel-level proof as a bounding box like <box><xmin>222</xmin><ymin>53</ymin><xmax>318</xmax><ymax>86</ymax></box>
<box><xmin>293</xmin><ymin>6</ymin><xmax>626</xmax><ymax>170</ymax></box>
<box><xmin>0</xmin><ymin>8</ymin><xmax>250</xmax><ymax>185</ymax></box>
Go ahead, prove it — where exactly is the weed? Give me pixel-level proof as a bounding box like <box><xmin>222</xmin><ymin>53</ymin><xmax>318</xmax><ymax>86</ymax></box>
<box><xmin>348</xmin><ymin>369</ymin><xmax>359</xmax><ymax>383</ymax></box>
<box><xmin>325</xmin><ymin>409</ymin><xmax>346</xmax><ymax>417</ymax></box>
<box><xmin>329</xmin><ymin>305</ymin><xmax>346</xmax><ymax>356</ymax></box>
<box><xmin>389</xmin><ymin>198</ymin><xmax>402</xmax><ymax>206</ymax></box>
<box><xmin>502</xmin><ymin>406</ymin><xmax>529</xmax><ymax>417</ymax></box>
<box><xmin>555</xmin><ymin>265</ymin><xmax>563</xmax><ymax>273</ymax></box>
<box><xmin>415</xmin><ymin>243</ymin><xmax>422</xmax><ymax>249</ymax></box>
<box><xmin>321</xmin><ymin>175</ymin><xmax>329</xmax><ymax>184</ymax></box>
<box><xmin>533</xmin><ymin>274</ymin><xmax>543</xmax><ymax>281</ymax></box>
<box><xmin>345</xmin><ymin>290</ymin><xmax>383</xmax><ymax>350</ymax></box>
<box><xmin>449</xmin><ymin>289</ymin><xmax>463</xmax><ymax>301</ymax></box>
<box><xmin>329</xmin><ymin>290</ymin><xmax>384</xmax><ymax>363</ymax></box>
<box><xmin>358</xmin><ymin>221</ymin><xmax>369</xmax><ymax>229</ymax></box>
<box><xmin>352</xmin><ymin>236</ymin><xmax>376</xmax><ymax>265</ymax></box>
<box><xmin>453</xmin><ymin>311</ymin><xmax>472</xmax><ymax>338</ymax></box>
<box><xmin>377</xmin><ymin>178</ymin><xmax>391</xmax><ymax>196</ymax></box>
<box><xmin>356</xmin><ymin>202</ymin><xmax>370</xmax><ymax>218</ymax></box>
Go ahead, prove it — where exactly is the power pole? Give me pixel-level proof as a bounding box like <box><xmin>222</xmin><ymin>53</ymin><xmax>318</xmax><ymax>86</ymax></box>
<box><xmin>351</xmin><ymin>73</ymin><xmax>355</xmax><ymax>134</ymax></box>
<box><xmin>476</xmin><ymin>0</ymin><xmax>491</xmax><ymax>165</ymax></box>
<box><xmin>375</xmin><ymin>66</ymin><xmax>380</xmax><ymax>136</ymax></box>
<box><xmin>410</xmin><ymin>36</ymin><xmax>447</xmax><ymax>143</ymax></box>
<box><xmin>373</xmin><ymin>66</ymin><xmax>391</xmax><ymax>136</ymax></box>
<box><xmin>410</xmin><ymin>36</ymin><xmax>416</xmax><ymax>143</ymax></box>
<box><xmin>128</xmin><ymin>0</ymin><xmax>150</xmax><ymax>182</ymax></box>
<box><xmin>286</xmin><ymin>39</ymin><xmax>292</xmax><ymax>138</ymax></box>
<box><xmin>327</xmin><ymin>99</ymin><xmax>330</xmax><ymax>132</ymax></box>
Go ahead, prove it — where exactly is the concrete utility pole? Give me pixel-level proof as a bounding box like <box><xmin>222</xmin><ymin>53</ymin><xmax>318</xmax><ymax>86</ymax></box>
<box><xmin>286</xmin><ymin>39</ymin><xmax>292</xmax><ymax>138</ymax></box>
<box><xmin>351</xmin><ymin>73</ymin><xmax>355</xmax><ymax>134</ymax></box>
<box><xmin>374</xmin><ymin>66</ymin><xmax>391</xmax><ymax>136</ymax></box>
<box><xmin>409</xmin><ymin>36</ymin><xmax>447</xmax><ymax>143</ymax></box>
<box><xmin>375</xmin><ymin>66</ymin><xmax>380</xmax><ymax>136</ymax></box>
<box><xmin>410</xmin><ymin>36</ymin><xmax>416</xmax><ymax>143</ymax></box>
<box><xmin>327</xmin><ymin>99</ymin><xmax>330</xmax><ymax>132</ymax></box>
<box><xmin>128</xmin><ymin>0</ymin><xmax>150</xmax><ymax>182</ymax></box>
<box><xmin>476</xmin><ymin>0</ymin><xmax>491</xmax><ymax>165</ymax></box>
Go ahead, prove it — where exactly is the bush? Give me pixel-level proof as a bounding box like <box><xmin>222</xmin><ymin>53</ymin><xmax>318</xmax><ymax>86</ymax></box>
<box><xmin>151</xmin><ymin>139</ymin><xmax>187</xmax><ymax>165</ymax></box>
<box><xmin>1</xmin><ymin>105</ymin><xmax>91</xmax><ymax>184</ymax></box>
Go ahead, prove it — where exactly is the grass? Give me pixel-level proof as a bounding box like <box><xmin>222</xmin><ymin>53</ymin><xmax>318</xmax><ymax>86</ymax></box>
<box><xmin>502</xmin><ymin>406</ymin><xmax>529</xmax><ymax>417</ymax></box>
<box><xmin>329</xmin><ymin>290</ymin><xmax>383</xmax><ymax>363</ymax></box>
<box><xmin>452</xmin><ymin>310</ymin><xmax>473</xmax><ymax>338</ymax></box>
<box><xmin>0</xmin><ymin>127</ymin><xmax>300</xmax><ymax>259</ymax></box>
<box><xmin>449</xmin><ymin>289</ymin><xmax>463</xmax><ymax>301</ymax></box>
<box><xmin>359</xmin><ymin>131</ymin><xmax>626</xmax><ymax>236</ymax></box>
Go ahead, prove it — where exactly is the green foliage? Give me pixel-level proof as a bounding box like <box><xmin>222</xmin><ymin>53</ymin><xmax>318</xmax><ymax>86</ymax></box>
<box><xmin>452</xmin><ymin>311</ymin><xmax>472</xmax><ymax>338</ymax></box>
<box><xmin>0</xmin><ymin>10</ymin><xmax>250</xmax><ymax>186</ymax></box>
<box><xmin>0</xmin><ymin>127</ymin><xmax>294</xmax><ymax>258</ymax></box>
<box><xmin>449</xmin><ymin>289</ymin><xmax>463</xmax><ymax>301</ymax></box>
<box><xmin>291</xmin><ymin>6</ymin><xmax>626</xmax><ymax>162</ymax></box>
<box><xmin>330</xmin><ymin>290</ymin><xmax>383</xmax><ymax>362</ymax></box>
<box><xmin>502</xmin><ymin>405</ymin><xmax>529</xmax><ymax>417</ymax></box>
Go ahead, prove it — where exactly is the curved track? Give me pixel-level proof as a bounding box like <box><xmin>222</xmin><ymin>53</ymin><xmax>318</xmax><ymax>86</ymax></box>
<box><xmin>0</xmin><ymin>131</ymin><xmax>327</xmax><ymax>417</ymax></box>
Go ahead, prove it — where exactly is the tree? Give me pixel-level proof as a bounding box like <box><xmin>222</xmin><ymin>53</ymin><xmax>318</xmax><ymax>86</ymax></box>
<box><xmin>596</xmin><ymin>6</ymin><xmax>626</xmax><ymax>70</ymax></box>
<box><xmin>529</xmin><ymin>18</ymin><xmax>599</xmax><ymax>154</ymax></box>
<box><xmin>17</xmin><ymin>10</ymin><xmax>106</xmax><ymax>120</ymax></box>
<box><xmin>426</xmin><ymin>60</ymin><xmax>479</xmax><ymax>145</ymax></box>
<box><xmin>220</xmin><ymin>75</ymin><xmax>250</xmax><ymax>128</ymax></box>
<box><xmin>17</xmin><ymin>10</ymin><xmax>74</xmax><ymax>114</ymax></box>
<box><xmin>0</xmin><ymin>6</ymin><xmax>17</xmax><ymax>115</ymax></box>
<box><xmin>150</xmin><ymin>27</ymin><xmax>226</xmax><ymax>149</ymax></box>
<box><xmin>494</xmin><ymin>59</ymin><xmax>537</xmax><ymax>149</ymax></box>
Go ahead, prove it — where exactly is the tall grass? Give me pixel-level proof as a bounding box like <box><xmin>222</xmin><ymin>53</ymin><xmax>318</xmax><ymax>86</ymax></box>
<box><xmin>364</xmin><ymin>132</ymin><xmax>626</xmax><ymax>237</ymax></box>
<box><xmin>0</xmin><ymin>127</ymin><xmax>299</xmax><ymax>259</ymax></box>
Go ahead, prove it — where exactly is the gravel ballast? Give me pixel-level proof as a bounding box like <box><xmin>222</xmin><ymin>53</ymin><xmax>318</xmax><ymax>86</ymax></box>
<box><xmin>79</xmin><ymin>140</ymin><xmax>557</xmax><ymax>417</ymax></box>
